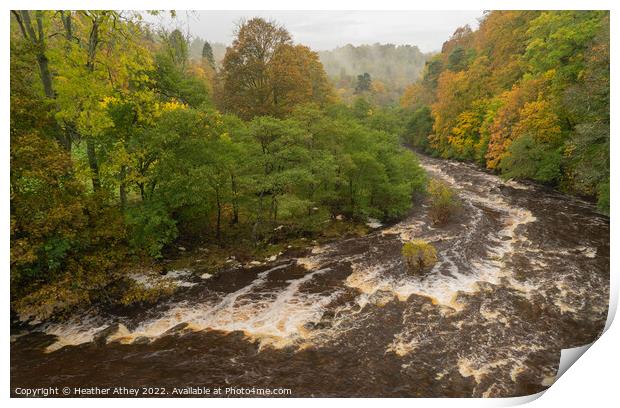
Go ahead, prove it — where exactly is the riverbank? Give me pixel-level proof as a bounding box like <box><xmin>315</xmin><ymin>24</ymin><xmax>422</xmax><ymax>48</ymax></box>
<box><xmin>11</xmin><ymin>153</ymin><xmax>609</xmax><ymax>397</ymax></box>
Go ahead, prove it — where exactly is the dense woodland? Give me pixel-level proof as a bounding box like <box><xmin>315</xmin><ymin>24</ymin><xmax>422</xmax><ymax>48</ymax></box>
<box><xmin>10</xmin><ymin>11</ymin><xmax>609</xmax><ymax>321</ymax></box>
<box><xmin>401</xmin><ymin>11</ymin><xmax>610</xmax><ymax>211</ymax></box>
<box><xmin>10</xmin><ymin>12</ymin><xmax>425</xmax><ymax>319</ymax></box>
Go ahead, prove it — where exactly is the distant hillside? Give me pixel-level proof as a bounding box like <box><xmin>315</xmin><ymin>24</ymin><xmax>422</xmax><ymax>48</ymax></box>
<box><xmin>318</xmin><ymin>43</ymin><xmax>431</xmax><ymax>104</ymax></box>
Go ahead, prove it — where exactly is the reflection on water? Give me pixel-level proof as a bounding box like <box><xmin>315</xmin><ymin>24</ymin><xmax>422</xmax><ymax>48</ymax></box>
<box><xmin>11</xmin><ymin>155</ymin><xmax>609</xmax><ymax>397</ymax></box>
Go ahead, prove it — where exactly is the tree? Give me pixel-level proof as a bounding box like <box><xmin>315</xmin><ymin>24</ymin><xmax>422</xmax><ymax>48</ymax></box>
<box><xmin>218</xmin><ymin>18</ymin><xmax>331</xmax><ymax>119</ymax></box>
<box><xmin>404</xmin><ymin>106</ymin><xmax>433</xmax><ymax>151</ymax></box>
<box><xmin>11</xmin><ymin>11</ymin><xmax>72</xmax><ymax>151</ymax></box>
<box><xmin>269</xmin><ymin>44</ymin><xmax>332</xmax><ymax>116</ymax></box>
<box><xmin>427</xmin><ymin>179</ymin><xmax>460</xmax><ymax>225</ymax></box>
<box><xmin>402</xmin><ymin>240</ymin><xmax>438</xmax><ymax>274</ymax></box>
<box><xmin>165</xmin><ymin>29</ymin><xmax>189</xmax><ymax>68</ymax></box>
<box><xmin>218</xmin><ymin>18</ymin><xmax>291</xmax><ymax>119</ymax></box>
<box><xmin>355</xmin><ymin>72</ymin><xmax>372</xmax><ymax>93</ymax></box>
<box><xmin>202</xmin><ymin>41</ymin><xmax>215</xmax><ymax>67</ymax></box>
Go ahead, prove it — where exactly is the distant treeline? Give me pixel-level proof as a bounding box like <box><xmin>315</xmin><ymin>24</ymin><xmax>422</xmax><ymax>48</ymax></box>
<box><xmin>401</xmin><ymin>11</ymin><xmax>610</xmax><ymax>211</ymax></box>
<box><xmin>319</xmin><ymin>43</ymin><xmax>431</xmax><ymax>104</ymax></box>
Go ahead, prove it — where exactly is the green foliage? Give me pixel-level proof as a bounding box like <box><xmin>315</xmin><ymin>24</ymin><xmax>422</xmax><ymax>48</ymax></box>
<box><xmin>154</xmin><ymin>52</ymin><xmax>209</xmax><ymax>107</ymax></box>
<box><xmin>427</xmin><ymin>179</ymin><xmax>460</xmax><ymax>225</ymax></box>
<box><xmin>164</xmin><ymin>29</ymin><xmax>189</xmax><ymax>67</ymax></box>
<box><xmin>402</xmin><ymin>240</ymin><xmax>438</xmax><ymax>274</ymax></box>
<box><xmin>125</xmin><ymin>202</ymin><xmax>177</xmax><ymax>258</ymax></box>
<box><xmin>597</xmin><ymin>181</ymin><xmax>609</xmax><ymax>214</ymax></box>
<box><xmin>404</xmin><ymin>106</ymin><xmax>434</xmax><ymax>151</ymax></box>
<box><xmin>352</xmin><ymin>97</ymin><xmax>372</xmax><ymax>119</ymax></box>
<box><xmin>447</xmin><ymin>46</ymin><xmax>471</xmax><ymax>71</ymax></box>
<box><xmin>11</xmin><ymin>132</ymin><xmax>128</xmax><ymax>319</ymax></box>
<box><xmin>10</xmin><ymin>11</ymin><xmax>429</xmax><ymax>320</ymax></box>
<box><xmin>499</xmin><ymin>134</ymin><xmax>562</xmax><ymax>184</ymax></box>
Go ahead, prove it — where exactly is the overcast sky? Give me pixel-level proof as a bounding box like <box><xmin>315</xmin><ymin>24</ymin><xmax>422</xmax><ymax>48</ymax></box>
<box><xmin>147</xmin><ymin>11</ymin><xmax>485</xmax><ymax>52</ymax></box>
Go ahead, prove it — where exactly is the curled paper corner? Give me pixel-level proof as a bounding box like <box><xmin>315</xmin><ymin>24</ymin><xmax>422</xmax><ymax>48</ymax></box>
<box><xmin>525</xmin><ymin>293</ymin><xmax>618</xmax><ymax>403</ymax></box>
<box><xmin>555</xmin><ymin>344</ymin><xmax>592</xmax><ymax>381</ymax></box>
<box><xmin>493</xmin><ymin>390</ymin><xmax>547</xmax><ymax>406</ymax></box>
<box><xmin>489</xmin><ymin>345</ymin><xmax>593</xmax><ymax>407</ymax></box>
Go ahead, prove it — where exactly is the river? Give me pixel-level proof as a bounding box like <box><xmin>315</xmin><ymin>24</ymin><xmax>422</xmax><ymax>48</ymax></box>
<box><xmin>11</xmin><ymin>154</ymin><xmax>609</xmax><ymax>397</ymax></box>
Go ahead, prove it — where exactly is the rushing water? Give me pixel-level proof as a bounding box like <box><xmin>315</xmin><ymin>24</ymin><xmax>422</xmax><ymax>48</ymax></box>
<box><xmin>11</xmin><ymin>155</ymin><xmax>609</xmax><ymax>397</ymax></box>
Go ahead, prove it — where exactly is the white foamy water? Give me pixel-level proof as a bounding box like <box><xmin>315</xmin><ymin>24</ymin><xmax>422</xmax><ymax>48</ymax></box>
<box><xmin>42</xmin><ymin>263</ymin><xmax>339</xmax><ymax>351</ymax></box>
<box><xmin>344</xmin><ymin>160</ymin><xmax>537</xmax><ymax>309</ymax></box>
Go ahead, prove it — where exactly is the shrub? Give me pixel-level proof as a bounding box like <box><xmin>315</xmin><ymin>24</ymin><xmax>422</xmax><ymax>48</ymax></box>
<box><xmin>402</xmin><ymin>239</ymin><xmax>438</xmax><ymax>274</ymax></box>
<box><xmin>125</xmin><ymin>202</ymin><xmax>178</xmax><ymax>259</ymax></box>
<box><xmin>427</xmin><ymin>179</ymin><xmax>460</xmax><ymax>225</ymax></box>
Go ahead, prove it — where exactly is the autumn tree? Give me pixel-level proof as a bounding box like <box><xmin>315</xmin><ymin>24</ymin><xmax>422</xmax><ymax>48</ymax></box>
<box><xmin>218</xmin><ymin>18</ymin><xmax>331</xmax><ymax>119</ymax></box>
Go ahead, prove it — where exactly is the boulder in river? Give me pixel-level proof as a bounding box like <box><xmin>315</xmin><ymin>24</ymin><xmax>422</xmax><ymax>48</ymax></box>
<box><xmin>94</xmin><ymin>323</ymin><xmax>130</xmax><ymax>346</ymax></box>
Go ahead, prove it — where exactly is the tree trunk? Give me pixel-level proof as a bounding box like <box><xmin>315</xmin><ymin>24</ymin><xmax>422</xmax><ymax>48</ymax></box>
<box><xmin>230</xmin><ymin>173</ymin><xmax>239</xmax><ymax>225</ymax></box>
<box><xmin>36</xmin><ymin>54</ymin><xmax>54</xmax><ymax>99</ymax></box>
<box><xmin>252</xmin><ymin>192</ymin><xmax>264</xmax><ymax>245</ymax></box>
<box><xmin>216</xmin><ymin>191</ymin><xmax>222</xmax><ymax>241</ymax></box>
<box><xmin>119</xmin><ymin>165</ymin><xmax>127</xmax><ymax>210</ymax></box>
<box><xmin>86</xmin><ymin>140</ymin><xmax>101</xmax><ymax>192</ymax></box>
<box><xmin>85</xmin><ymin>15</ymin><xmax>101</xmax><ymax>192</ymax></box>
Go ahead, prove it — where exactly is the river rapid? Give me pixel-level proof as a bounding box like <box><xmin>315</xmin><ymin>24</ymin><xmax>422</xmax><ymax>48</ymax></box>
<box><xmin>11</xmin><ymin>154</ymin><xmax>609</xmax><ymax>397</ymax></box>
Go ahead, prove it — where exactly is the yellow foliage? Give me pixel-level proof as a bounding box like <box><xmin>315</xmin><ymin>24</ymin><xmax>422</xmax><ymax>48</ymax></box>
<box><xmin>427</xmin><ymin>179</ymin><xmax>460</xmax><ymax>225</ymax></box>
<box><xmin>161</xmin><ymin>100</ymin><xmax>188</xmax><ymax>112</ymax></box>
<box><xmin>402</xmin><ymin>240</ymin><xmax>438</xmax><ymax>273</ymax></box>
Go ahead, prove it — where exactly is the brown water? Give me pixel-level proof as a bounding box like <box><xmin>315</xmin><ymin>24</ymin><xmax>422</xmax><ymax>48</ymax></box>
<box><xmin>11</xmin><ymin>155</ymin><xmax>609</xmax><ymax>397</ymax></box>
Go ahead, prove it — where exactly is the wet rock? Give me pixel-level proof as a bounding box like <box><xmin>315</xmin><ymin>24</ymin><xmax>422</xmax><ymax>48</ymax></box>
<box><xmin>133</xmin><ymin>336</ymin><xmax>150</xmax><ymax>345</ymax></box>
<box><xmin>163</xmin><ymin>322</ymin><xmax>191</xmax><ymax>336</ymax></box>
<box><xmin>303</xmin><ymin>320</ymin><xmax>332</xmax><ymax>331</ymax></box>
<box><xmin>321</xmin><ymin>311</ymin><xmax>335</xmax><ymax>320</ymax></box>
<box><xmin>94</xmin><ymin>323</ymin><xmax>130</xmax><ymax>346</ymax></box>
<box><xmin>303</xmin><ymin>322</ymin><xmax>316</xmax><ymax>330</ymax></box>
<box><xmin>314</xmin><ymin>321</ymin><xmax>332</xmax><ymax>330</ymax></box>
<box><xmin>12</xmin><ymin>332</ymin><xmax>57</xmax><ymax>351</ymax></box>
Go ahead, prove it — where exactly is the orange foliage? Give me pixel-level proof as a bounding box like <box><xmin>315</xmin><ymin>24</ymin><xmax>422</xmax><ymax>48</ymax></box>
<box><xmin>485</xmin><ymin>76</ymin><xmax>547</xmax><ymax>168</ymax></box>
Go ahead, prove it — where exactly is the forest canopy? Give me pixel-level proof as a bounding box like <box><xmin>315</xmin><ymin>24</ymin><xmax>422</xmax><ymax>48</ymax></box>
<box><xmin>400</xmin><ymin>11</ymin><xmax>610</xmax><ymax>211</ymax></box>
<box><xmin>10</xmin><ymin>12</ymin><xmax>426</xmax><ymax>319</ymax></box>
